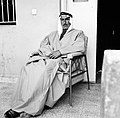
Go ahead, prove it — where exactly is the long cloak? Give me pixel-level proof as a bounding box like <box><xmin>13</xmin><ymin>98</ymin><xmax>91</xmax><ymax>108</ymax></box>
<box><xmin>11</xmin><ymin>29</ymin><xmax>85</xmax><ymax>116</ymax></box>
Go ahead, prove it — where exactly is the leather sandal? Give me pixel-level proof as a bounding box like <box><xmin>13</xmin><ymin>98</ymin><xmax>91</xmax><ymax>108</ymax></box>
<box><xmin>4</xmin><ymin>109</ymin><xmax>21</xmax><ymax>118</ymax></box>
<box><xmin>20</xmin><ymin>112</ymin><xmax>34</xmax><ymax>118</ymax></box>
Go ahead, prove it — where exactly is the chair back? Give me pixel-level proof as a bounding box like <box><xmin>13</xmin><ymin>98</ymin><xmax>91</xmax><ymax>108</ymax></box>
<box><xmin>84</xmin><ymin>36</ymin><xmax>88</xmax><ymax>54</ymax></box>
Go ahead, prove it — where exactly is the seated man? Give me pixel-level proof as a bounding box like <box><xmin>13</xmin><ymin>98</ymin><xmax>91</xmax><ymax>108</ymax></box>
<box><xmin>4</xmin><ymin>11</ymin><xmax>86</xmax><ymax>118</ymax></box>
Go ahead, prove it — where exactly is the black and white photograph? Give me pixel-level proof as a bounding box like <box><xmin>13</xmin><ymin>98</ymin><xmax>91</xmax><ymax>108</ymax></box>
<box><xmin>0</xmin><ymin>0</ymin><xmax>120</xmax><ymax>118</ymax></box>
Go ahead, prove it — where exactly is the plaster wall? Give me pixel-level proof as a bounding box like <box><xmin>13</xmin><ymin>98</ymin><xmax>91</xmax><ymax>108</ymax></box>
<box><xmin>0</xmin><ymin>0</ymin><xmax>59</xmax><ymax>78</ymax></box>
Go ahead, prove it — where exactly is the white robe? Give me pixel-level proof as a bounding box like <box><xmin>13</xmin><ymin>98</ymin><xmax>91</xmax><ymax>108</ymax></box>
<box><xmin>11</xmin><ymin>29</ymin><xmax>85</xmax><ymax>116</ymax></box>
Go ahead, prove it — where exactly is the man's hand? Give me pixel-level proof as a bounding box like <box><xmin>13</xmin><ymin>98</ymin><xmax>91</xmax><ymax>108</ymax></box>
<box><xmin>48</xmin><ymin>50</ymin><xmax>61</xmax><ymax>59</ymax></box>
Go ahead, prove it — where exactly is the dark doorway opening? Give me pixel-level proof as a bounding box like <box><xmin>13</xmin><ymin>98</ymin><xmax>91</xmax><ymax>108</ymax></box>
<box><xmin>96</xmin><ymin>1</ymin><xmax>120</xmax><ymax>83</ymax></box>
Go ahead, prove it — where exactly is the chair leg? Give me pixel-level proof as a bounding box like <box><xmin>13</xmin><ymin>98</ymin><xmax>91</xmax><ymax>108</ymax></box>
<box><xmin>69</xmin><ymin>79</ymin><xmax>72</xmax><ymax>106</ymax></box>
<box><xmin>69</xmin><ymin>60</ymin><xmax>72</xmax><ymax>106</ymax></box>
<box><xmin>84</xmin><ymin>55</ymin><xmax>90</xmax><ymax>90</ymax></box>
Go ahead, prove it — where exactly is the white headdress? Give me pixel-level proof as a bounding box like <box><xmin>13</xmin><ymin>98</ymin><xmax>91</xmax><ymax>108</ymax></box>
<box><xmin>58</xmin><ymin>11</ymin><xmax>73</xmax><ymax>37</ymax></box>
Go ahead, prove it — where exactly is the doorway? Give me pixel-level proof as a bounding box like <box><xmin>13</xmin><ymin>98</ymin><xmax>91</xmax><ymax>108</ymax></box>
<box><xmin>96</xmin><ymin>1</ymin><xmax>120</xmax><ymax>83</ymax></box>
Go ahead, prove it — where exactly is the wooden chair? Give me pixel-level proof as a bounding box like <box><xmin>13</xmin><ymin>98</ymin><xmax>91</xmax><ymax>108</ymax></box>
<box><xmin>61</xmin><ymin>36</ymin><xmax>90</xmax><ymax>106</ymax></box>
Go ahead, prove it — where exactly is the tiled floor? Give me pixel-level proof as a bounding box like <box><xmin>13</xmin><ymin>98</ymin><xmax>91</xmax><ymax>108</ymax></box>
<box><xmin>0</xmin><ymin>81</ymin><xmax>101</xmax><ymax>118</ymax></box>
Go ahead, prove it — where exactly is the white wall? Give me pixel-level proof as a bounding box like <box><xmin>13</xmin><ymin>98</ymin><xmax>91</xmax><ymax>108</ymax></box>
<box><xmin>0</xmin><ymin>0</ymin><xmax>59</xmax><ymax>78</ymax></box>
<box><xmin>67</xmin><ymin>0</ymin><xmax>98</xmax><ymax>82</ymax></box>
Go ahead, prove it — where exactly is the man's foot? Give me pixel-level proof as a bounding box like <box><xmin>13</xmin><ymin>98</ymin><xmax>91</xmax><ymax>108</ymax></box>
<box><xmin>20</xmin><ymin>112</ymin><xmax>33</xmax><ymax>118</ymax></box>
<box><xmin>4</xmin><ymin>109</ymin><xmax>21</xmax><ymax>118</ymax></box>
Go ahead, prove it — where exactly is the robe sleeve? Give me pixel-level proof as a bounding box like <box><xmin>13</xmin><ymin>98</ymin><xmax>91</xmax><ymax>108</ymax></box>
<box><xmin>59</xmin><ymin>31</ymin><xmax>85</xmax><ymax>55</ymax></box>
<box><xmin>38</xmin><ymin>36</ymin><xmax>53</xmax><ymax>55</ymax></box>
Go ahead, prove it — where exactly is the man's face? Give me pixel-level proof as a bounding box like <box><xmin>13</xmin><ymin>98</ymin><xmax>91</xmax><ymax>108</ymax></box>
<box><xmin>60</xmin><ymin>15</ymin><xmax>71</xmax><ymax>30</ymax></box>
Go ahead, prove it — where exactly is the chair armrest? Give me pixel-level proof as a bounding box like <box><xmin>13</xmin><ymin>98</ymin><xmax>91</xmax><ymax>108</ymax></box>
<box><xmin>61</xmin><ymin>52</ymin><xmax>83</xmax><ymax>59</ymax></box>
